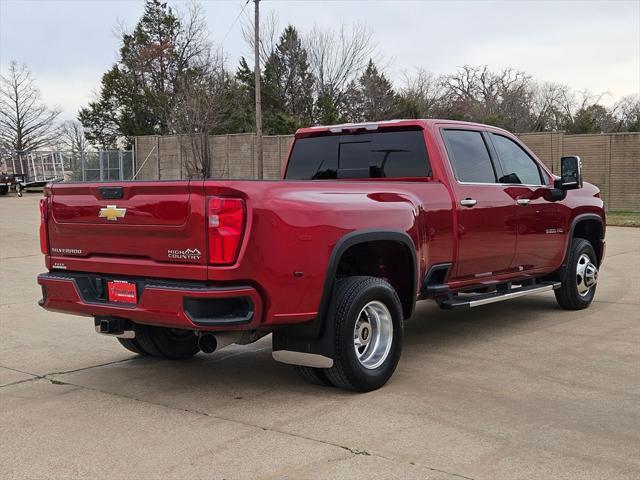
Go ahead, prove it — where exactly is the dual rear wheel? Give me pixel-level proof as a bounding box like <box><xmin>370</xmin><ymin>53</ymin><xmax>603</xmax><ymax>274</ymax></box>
<box><xmin>295</xmin><ymin>276</ymin><xmax>404</xmax><ymax>392</ymax></box>
<box><xmin>117</xmin><ymin>325</ymin><xmax>199</xmax><ymax>359</ymax></box>
<box><xmin>117</xmin><ymin>276</ymin><xmax>404</xmax><ymax>392</ymax></box>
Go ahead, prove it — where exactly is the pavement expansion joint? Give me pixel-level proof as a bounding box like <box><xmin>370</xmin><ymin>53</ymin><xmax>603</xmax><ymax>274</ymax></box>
<box><xmin>20</xmin><ymin>374</ymin><xmax>475</xmax><ymax>480</ymax></box>
<box><xmin>0</xmin><ymin>357</ymin><xmax>140</xmax><ymax>388</ymax></box>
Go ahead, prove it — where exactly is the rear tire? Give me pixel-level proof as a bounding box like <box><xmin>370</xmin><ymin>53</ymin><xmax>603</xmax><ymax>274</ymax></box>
<box><xmin>324</xmin><ymin>276</ymin><xmax>404</xmax><ymax>392</ymax></box>
<box><xmin>555</xmin><ymin>238</ymin><xmax>598</xmax><ymax>310</ymax></box>
<box><xmin>135</xmin><ymin>325</ymin><xmax>199</xmax><ymax>359</ymax></box>
<box><xmin>293</xmin><ymin>365</ymin><xmax>333</xmax><ymax>386</ymax></box>
<box><xmin>117</xmin><ymin>337</ymin><xmax>148</xmax><ymax>356</ymax></box>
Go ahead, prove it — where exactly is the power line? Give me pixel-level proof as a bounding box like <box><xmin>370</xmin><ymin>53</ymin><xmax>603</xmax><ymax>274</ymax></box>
<box><xmin>220</xmin><ymin>0</ymin><xmax>251</xmax><ymax>46</ymax></box>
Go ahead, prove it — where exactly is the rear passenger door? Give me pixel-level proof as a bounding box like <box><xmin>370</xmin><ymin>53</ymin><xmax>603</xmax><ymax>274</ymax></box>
<box><xmin>441</xmin><ymin>129</ymin><xmax>517</xmax><ymax>280</ymax></box>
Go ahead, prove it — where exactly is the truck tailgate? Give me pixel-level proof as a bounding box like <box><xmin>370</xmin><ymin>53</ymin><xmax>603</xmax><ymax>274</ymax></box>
<box><xmin>46</xmin><ymin>182</ymin><xmax>208</xmax><ymax>278</ymax></box>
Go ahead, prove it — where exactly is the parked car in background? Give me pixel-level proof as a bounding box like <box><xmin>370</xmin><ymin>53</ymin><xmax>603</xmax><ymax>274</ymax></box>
<box><xmin>0</xmin><ymin>172</ymin><xmax>11</xmax><ymax>195</ymax></box>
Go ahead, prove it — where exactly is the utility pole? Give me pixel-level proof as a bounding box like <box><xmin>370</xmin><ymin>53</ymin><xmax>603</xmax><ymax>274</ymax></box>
<box><xmin>254</xmin><ymin>0</ymin><xmax>263</xmax><ymax>179</ymax></box>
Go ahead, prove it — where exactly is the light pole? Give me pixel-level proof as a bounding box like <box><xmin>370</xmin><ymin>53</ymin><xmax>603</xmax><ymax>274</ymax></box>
<box><xmin>254</xmin><ymin>0</ymin><xmax>263</xmax><ymax>179</ymax></box>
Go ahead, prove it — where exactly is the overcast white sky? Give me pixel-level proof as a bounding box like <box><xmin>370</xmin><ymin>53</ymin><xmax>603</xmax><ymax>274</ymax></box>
<box><xmin>1</xmin><ymin>0</ymin><xmax>639</xmax><ymax>120</ymax></box>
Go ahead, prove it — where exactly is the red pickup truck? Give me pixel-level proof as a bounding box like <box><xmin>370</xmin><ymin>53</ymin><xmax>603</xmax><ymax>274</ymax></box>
<box><xmin>38</xmin><ymin>119</ymin><xmax>605</xmax><ymax>391</ymax></box>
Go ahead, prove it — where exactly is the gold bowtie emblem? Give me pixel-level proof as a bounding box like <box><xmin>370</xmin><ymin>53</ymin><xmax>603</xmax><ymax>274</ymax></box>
<box><xmin>99</xmin><ymin>205</ymin><xmax>127</xmax><ymax>221</ymax></box>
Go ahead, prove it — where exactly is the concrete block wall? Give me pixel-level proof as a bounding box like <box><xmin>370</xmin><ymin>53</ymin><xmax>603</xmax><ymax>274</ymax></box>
<box><xmin>608</xmin><ymin>133</ymin><xmax>640</xmax><ymax>211</ymax></box>
<box><xmin>134</xmin><ymin>131</ymin><xmax>640</xmax><ymax>211</ymax></box>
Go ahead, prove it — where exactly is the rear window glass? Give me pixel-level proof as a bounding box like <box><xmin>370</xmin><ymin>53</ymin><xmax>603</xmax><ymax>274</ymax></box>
<box><xmin>442</xmin><ymin>129</ymin><xmax>497</xmax><ymax>184</ymax></box>
<box><xmin>285</xmin><ymin>130</ymin><xmax>431</xmax><ymax>180</ymax></box>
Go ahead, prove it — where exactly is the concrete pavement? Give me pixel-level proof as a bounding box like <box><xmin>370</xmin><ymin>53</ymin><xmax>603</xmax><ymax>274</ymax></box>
<box><xmin>1</xmin><ymin>193</ymin><xmax>639</xmax><ymax>480</ymax></box>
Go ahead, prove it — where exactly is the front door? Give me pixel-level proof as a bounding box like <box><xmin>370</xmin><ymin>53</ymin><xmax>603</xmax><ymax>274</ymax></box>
<box><xmin>441</xmin><ymin>128</ymin><xmax>517</xmax><ymax>280</ymax></box>
<box><xmin>487</xmin><ymin>133</ymin><xmax>566</xmax><ymax>272</ymax></box>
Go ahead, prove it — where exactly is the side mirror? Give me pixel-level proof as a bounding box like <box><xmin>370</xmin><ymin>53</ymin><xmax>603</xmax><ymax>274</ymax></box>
<box><xmin>556</xmin><ymin>156</ymin><xmax>583</xmax><ymax>190</ymax></box>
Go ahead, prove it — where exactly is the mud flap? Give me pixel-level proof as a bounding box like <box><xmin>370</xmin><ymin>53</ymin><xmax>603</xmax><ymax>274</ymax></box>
<box><xmin>271</xmin><ymin>318</ymin><xmax>336</xmax><ymax>368</ymax></box>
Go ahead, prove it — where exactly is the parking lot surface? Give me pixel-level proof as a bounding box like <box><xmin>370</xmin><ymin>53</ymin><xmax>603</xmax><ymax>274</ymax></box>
<box><xmin>1</xmin><ymin>193</ymin><xmax>639</xmax><ymax>480</ymax></box>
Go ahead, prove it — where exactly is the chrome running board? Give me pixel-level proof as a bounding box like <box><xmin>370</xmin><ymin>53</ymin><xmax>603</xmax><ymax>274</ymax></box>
<box><xmin>440</xmin><ymin>282</ymin><xmax>561</xmax><ymax>310</ymax></box>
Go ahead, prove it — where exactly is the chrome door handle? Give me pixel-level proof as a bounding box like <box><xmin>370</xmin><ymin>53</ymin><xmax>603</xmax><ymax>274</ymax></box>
<box><xmin>460</xmin><ymin>198</ymin><xmax>477</xmax><ymax>207</ymax></box>
<box><xmin>516</xmin><ymin>198</ymin><xmax>531</xmax><ymax>206</ymax></box>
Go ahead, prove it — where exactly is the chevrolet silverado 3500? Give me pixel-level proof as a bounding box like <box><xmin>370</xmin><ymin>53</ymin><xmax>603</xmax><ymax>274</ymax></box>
<box><xmin>38</xmin><ymin>119</ymin><xmax>605</xmax><ymax>391</ymax></box>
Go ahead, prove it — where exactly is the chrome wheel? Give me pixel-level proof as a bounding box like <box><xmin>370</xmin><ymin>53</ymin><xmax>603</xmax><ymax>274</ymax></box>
<box><xmin>353</xmin><ymin>300</ymin><xmax>393</xmax><ymax>370</ymax></box>
<box><xmin>576</xmin><ymin>253</ymin><xmax>598</xmax><ymax>296</ymax></box>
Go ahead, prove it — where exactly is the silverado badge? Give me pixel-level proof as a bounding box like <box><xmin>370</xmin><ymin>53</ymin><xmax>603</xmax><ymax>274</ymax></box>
<box><xmin>99</xmin><ymin>205</ymin><xmax>127</xmax><ymax>221</ymax></box>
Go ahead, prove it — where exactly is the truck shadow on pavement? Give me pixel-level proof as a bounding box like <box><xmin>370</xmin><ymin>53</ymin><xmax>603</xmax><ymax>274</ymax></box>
<box><xmin>403</xmin><ymin>294</ymin><xmax>590</xmax><ymax>349</ymax></box>
<box><xmin>53</xmin><ymin>293</ymin><xmax>606</xmax><ymax>402</ymax></box>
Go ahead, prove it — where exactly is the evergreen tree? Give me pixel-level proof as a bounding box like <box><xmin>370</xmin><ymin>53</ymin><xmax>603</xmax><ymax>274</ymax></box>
<box><xmin>352</xmin><ymin>60</ymin><xmax>398</xmax><ymax>122</ymax></box>
<box><xmin>314</xmin><ymin>93</ymin><xmax>343</xmax><ymax>125</ymax></box>
<box><xmin>262</xmin><ymin>26</ymin><xmax>314</xmax><ymax>134</ymax></box>
<box><xmin>225</xmin><ymin>57</ymin><xmax>256</xmax><ymax>134</ymax></box>
<box><xmin>79</xmin><ymin>0</ymin><xmax>208</xmax><ymax>146</ymax></box>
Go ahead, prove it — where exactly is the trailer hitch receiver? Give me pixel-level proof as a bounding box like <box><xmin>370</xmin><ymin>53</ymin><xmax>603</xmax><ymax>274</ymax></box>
<box><xmin>94</xmin><ymin>316</ymin><xmax>135</xmax><ymax>338</ymax></box>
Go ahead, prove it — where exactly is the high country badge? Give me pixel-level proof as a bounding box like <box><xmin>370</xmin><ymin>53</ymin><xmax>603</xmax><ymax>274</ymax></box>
<box><xmin>168</xmin><ymin>248</ymin><xmax>202</xmax><ymax>260</ymax></box>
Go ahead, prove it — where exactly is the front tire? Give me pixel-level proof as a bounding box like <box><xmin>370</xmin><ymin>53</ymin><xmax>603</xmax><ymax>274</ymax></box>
<box><xmin>134</xmin><ymin>325</ymin><xmax>199</xmax><ymax>359</ymax></box>
<box><xmin>324</xmin><ymin>276</ymin><xmax>404</xmax><ymax>392</ymax></box>
<box><xmin>555</xmin><ymin>238</ymin><xmax>599</xmax><ymax>310</ymax></box>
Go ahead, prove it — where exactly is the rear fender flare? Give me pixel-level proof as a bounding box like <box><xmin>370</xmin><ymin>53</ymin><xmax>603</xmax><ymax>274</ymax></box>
<box><xmin>277</xmin><ymin>229</ymin><xmax>418</xmax><ymax>344</ymax></box>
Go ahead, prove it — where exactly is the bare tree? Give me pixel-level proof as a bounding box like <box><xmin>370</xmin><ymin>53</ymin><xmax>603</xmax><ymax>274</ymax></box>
<box><xmin>555</xmin><ymin>90</ymin><xmax>613</xmax><ymax>133</ymax></box>
<box><xmin>0</xmin><ymin>61</ymin><xmax>61</xmax><ymax>154</ymax></box>
<box><xmin>171</xmin><ymin>51</ymin><xmax>230</xmax><ymax>178</ymax></box>
<box><xmin>241</xmin><ymin>10</ymin><xmax>281</xmax><ymax>68</ymax></box>
<box><xmin>177</xmin><ymin>1</ymin><xmax>212</xmax><ymax>68</ymax></box>
<box><xmin>442</xmin><ymin>65</ymin><xmax>534</xmax><ymax>131</ymax></box>
<box><xmin>610</xmin><ymin>95</ymin><xmax>640</xmax><ymax>132</ymax></box>
<box><xmin>400</xmin><ymin>68</ymin><xmax>445</xmax><ymax>118</ymax></box>
<box><xmin>57</xmin><ymin>120</ymin><xmax>90</xmax><ymax>174</ymax></box>
<box><xmin>529</xmin><ymin>82</ymin><xmax>572</xmax><ymax>131</ymax></box>
<box><xmin>60</xmin><ymin>120</ymin><xmax>90</xmax><ymax>153</ymax></box>
<box><xmin>305</xmin><ymin>23</ymin><xmax>377</xmax><ymax>123</ymax></box>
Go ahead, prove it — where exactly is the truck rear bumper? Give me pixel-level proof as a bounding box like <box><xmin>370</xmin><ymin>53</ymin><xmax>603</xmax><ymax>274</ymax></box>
<box><xmin>37</xmin><ymin>272</ymin><xmax>263</xmax><ymax>331</ymax></box>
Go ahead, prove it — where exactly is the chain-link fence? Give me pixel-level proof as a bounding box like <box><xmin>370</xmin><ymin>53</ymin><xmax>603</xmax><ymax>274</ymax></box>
<box><xmin>2</xmin><ymin>151</ymin><xmax>67</xmax><ymax>185</ymax></box>
<box><xmin>2</xmin><ymin>149</ymin><xmax>135</xmax><ymax>186</ymax></box>
<box><xmin>68</xmin><ymin>150</ymin><xmax>135</xmax><ymax>181</ymax></box>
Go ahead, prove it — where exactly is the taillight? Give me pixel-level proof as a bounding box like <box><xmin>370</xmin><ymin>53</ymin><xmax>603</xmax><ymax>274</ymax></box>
<box><xmin>39</xmin><ymin>198</ymin><xmax>48</xmax><ymax>254</ymax></box>
<box><xmin>207</xmin><ymin>196</ymin><xmax>245</xmax><ymax>265</ymax></box>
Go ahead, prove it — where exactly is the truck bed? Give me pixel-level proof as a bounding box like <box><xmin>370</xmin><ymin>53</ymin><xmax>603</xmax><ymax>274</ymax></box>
<box><xmin>42</xmin><ymin>178</ymin><xmax>453</xmax><ymax>327</ymax></box>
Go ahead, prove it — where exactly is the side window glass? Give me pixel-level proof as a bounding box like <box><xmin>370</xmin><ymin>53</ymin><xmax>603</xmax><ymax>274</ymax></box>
<box><xmin>442</xmin><ymin>130</ymin><xmax>496</xmax><ymax>183</ymax></box>
<box><xmin>492</xmin><ymin>134</ymin><xmax>544</xmax><ymax>185</ymax></box>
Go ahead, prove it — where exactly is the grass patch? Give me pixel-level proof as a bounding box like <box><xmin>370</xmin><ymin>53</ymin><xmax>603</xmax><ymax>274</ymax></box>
<box><xmin>607</xmin><ymin>211</ymin><xmax>640</xmax><ymax>227</ymax></box>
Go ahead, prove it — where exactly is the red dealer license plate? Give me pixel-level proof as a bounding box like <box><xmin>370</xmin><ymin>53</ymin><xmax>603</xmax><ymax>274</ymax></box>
<box><xmin>107</xmin><ymin>280</ymin><xmax>137</xmax><ymax>304</ymax></box>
